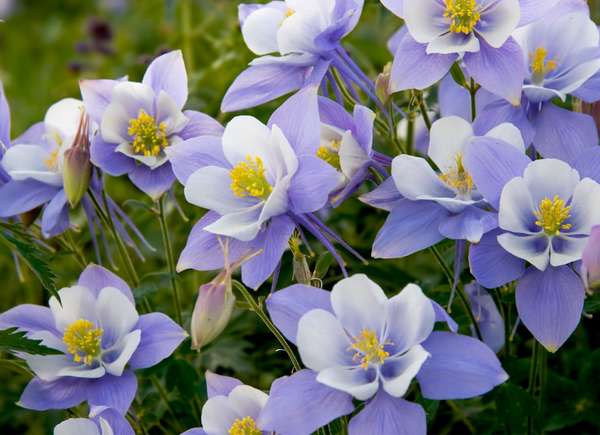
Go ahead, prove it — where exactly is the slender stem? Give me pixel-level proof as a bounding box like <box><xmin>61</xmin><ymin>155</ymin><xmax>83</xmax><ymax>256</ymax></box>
<box><xmin>406</xmin><ymin>113</ymin><xmax>415</xmax><ymax>154</ymax></box>
<box><xmin>527</xmin><ymin>340</ymin><xmax>540</xmax><ymax>435</ymax></box>
<box><xmin>156</xmin><ymin>197</ymin><xmax>183</xmax><ymax>325</ymax></box>
<box><xmin>429</xmin><ymin>245</ymin><xmax>483</xmax><ymax>341</ymax></box>
<box><xmin>150</xmin><ymin>376</ymin><xmax>184</xmax><ymax>433</ymax></box>
<box><xmin>63</xmin><ymin>231</ymin><xmax>87</xmax><ymax>268</ymax></box>
<box><xmin>232</xmin><ymin>280</ymin><xmax>302</xmax><ymax>371</ymax></box>
<box><xmin>469</xmin><ymin>78</ymin><xmax>478</xmax><ymax>121</ymax></box>
<box><xmin>181</xmin><ymin>0</ymin><xmax>194</xmax><ymax>73</ymax></box>
<box><xmin>415</xmin><ymin>91</ymin><xmax>432</xmax><ymax>131</ymax></box>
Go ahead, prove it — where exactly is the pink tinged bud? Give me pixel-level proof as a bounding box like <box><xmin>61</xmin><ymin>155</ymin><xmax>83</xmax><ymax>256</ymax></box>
<box><xmin>63</xmin><ymin>112</ymin><xmax>91</xmax><ymax>208</ymax></box>
<box><xmin>583</xmin><ymin>225</ymin><xmax>600</xmax><ymax>293</ymax></box>
<box><xmin>375</xmin><ymin>63</ymin><xmax>392</xmax><ymax>104</ymax></box>
<box><xmin>190</xmin><ymin>275</ymin><xmax>236</xmax><ymax>351</ymax></box>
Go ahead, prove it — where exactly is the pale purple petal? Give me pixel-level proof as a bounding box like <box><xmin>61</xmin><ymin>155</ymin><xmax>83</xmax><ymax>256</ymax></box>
<box><xmin>129</xmin><ymin>163</ymin><xmax>175</xmax><ymax>200</ymax></box>
<box><xmin>179</xmin><ymin>110</ymin><xmax>224</xmax><ymax>140</ymax></box>
<box><xmin>80</xmin><ymin>79</ymin><xmax>122</xmax><ymax>125</ymax></box>
<box><xmin>474</xmin><ymin>99</ymin><xmax>536</xmax><ymax>146</ymax></box>
<box><xmin>573</xmin><ymin>146</ymin><xmax>600</xmax><ymax>184</ymax></box>
<box><xmin>142</xmin><ymin>50</ymin><xmax>188</xmax><ymax>109</ymax></box>
<box><xmin>288</xmin><ymin>156</ymin><xmax>339</xmax><ymax>213</ymax></box>
<box><xmin>90</xmin><ymin>136</ymin><xmax>136</xmax><ymax>177</ymax></box>
<box><xmin>166</xmin><ymin>136</ymin><xmax>228</xmax><ymax>184</ymax></box>
<box><xmin>318</xmin><ymin>96</ymin><xmax>354</xmax><ymax>131</ymax></box>
<box><xmin>128</xmin><ymin>313</ymin><xmax>186</xmax><ymax>369</ymax></box>
<box><xmin>359</xmin><ymin>177</ymin><xmax>403</xmax><ymax>212</ymax></box>
<box><xmin>86</xmin><ymin>371</ymin><xmax>138</xmax><ymax>414</ymax></box>
<box><xmin>465</xmin><ymin>283</ymin><xmax>506</xmax><ymax>353</ymax></box>
<box><xmin>206</xmin><ymin>371</ymin><xmax>242</xmax><ymax>398</ymax></box>
<box><xmin>438</xmin><ymin>207</ymin><xmax>498</xmax><ymax>243</ymax></box>
<box><xmin>0</xmin><ymin>304</ymin><xmax>58</xmax><ymax>335</ymax></box>
<box><xmin>0</xmin><ymin>180</ymin><xmax>60</xmax><ymax>218</ymax></box>
<box><xmin>41</xmin><ymin>190</ymin><xmax>70</xmax><ymax>238</ymax></box>
<box><xmin>0</xmin><ymin>81</ymin><xmax>10</xmax><ymax>147</ymax></box>
<box><xmin>18</xmin><ymin>377</ymin><xmax>87</xmax><ymax>411</ymax></box>
<box><xmin>78</xmin><ymin>264</ymin><xmax>133</xmax><ymax>302</ymax></box>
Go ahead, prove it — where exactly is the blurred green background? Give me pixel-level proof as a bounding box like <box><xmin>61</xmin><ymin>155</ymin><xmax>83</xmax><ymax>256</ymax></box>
<box><xmin>0</xmin><ymin>0</ymin><xmax>599</xmax><ymax>434</ymax></box>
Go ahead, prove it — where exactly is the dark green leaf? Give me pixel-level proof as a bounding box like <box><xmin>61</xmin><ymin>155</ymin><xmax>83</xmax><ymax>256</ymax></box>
<box><xmin>0</xmin><ymin>328</ymin><xmax>62</xmax><ymax>355</ymax></box>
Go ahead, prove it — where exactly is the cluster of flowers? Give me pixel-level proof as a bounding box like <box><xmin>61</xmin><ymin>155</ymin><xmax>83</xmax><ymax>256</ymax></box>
<box><xmin>1</xmin><ymin>0</ymin><xmax>599</xmax><ymax>434</ymax></box>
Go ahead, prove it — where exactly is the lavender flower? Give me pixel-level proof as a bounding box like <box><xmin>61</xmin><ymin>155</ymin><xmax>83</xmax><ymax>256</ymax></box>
<box><xmin>54</xmin><ymin>406</ymin><xmax>133</xmax><ymax>435</ymax></box>
<box><xmin>222</xmin><ymin>0</ymin><xmax>365</xmax><ymax>111</ymax></box>
<box><xmin>466</xmin><ymin>139</ymin><xmax>600</xmax><ymax>351</ymax></box>
<box><xmin>582</xmin><ymin>225</ymin><xmax>600</xmax><ymax>293</ymax></box>
<box><xmin>262</xmin><ymin>274</ymin><xmax>508</xmax><ymax>434</ymax></box>
<box><xmin>80</xmin><ymin>50</ymin><xmax>222</xmax><ymax>200</ymax></box>
<box><xmin>465</xmin><ymin>282</ymin><xmax>506</xmax><ymax>352</ymax></box>
<box><xmin>0</xmin><ymin>265</ymin><xmax>186</xmax><ymax>413</ymax></box>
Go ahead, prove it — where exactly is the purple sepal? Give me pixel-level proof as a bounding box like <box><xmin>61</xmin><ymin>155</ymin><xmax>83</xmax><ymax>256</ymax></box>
<box><xmin>128</xmin><ymin>313</ymin><xmax>186</xmax><ymax>369</ymax></box>
<box><xmin>206</xmin><ymin>371</ymin><xmax>243</xmax><ymax>398</ymax></box>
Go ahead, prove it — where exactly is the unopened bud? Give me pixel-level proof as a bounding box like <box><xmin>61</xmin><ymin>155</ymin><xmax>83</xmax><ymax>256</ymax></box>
<box><xmin>375</xmin><ymin>63</ymin><xmax>392</xmax><ymax>104</ymax></box>
<box><xmin>583</xmin><ymin>225</ymin><xmax>600</xmax><ymax>293</ymax></box>
<box><xmin>63</xmin><ymin>112</ymin><xmax>91</xmax><ymax>208</ymax></box>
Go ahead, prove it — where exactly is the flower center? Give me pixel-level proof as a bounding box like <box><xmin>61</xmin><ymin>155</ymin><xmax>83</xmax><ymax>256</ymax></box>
<box><xmin>285</xmin><ymin>7</ymin><xmax>295</xmax><ymax>18</ymax></box>
<box><xmin>63</xmin><ymin>319</ymin><xmax>103</xmax><ymax>365</ymax></box>
<box><xmin>349</xmin><ymin>329</ymin><xmax>389</xmax><ymax>370</ymax></box>
<box><xmin>444</xmin><ymin>0</ymin><xmax>480</xmax><ymax>34</ymax></box>
<box><xmin>228</xmin><ymin>416</ymin><xmax>261</xmax><ymax>435</ymax></box>
<box><xmin>316</xmin><ymin>139</ymin><xmax>341</xmax><ymax>171</ymax></box>
<box><xmin>530</xmin><ymin>47</ymin><xmax>558</xmax><ymax>84</ymax></box>
<box><xmin>534</xmin><ymin>195</ymin><xmax>572</xmax><ymax>236</ymax></box>
<box><xmin>127</xmin><ymin>110</ymin><xmax>169</xmax><ymax>157</ymax></box>
<box><xmin>45</xmin><ymin>149</ymin><xmax>60</xmax><ymax>170</ymax></box>
<box><xmin>439</xmin><ymin>153</ymin><xmax>474</xmax><ymax>195</ymax></box>
<box><xmin>230</xmin><ymin>155</ymin><xmax>272</xmax><ymax>199</ymax></box>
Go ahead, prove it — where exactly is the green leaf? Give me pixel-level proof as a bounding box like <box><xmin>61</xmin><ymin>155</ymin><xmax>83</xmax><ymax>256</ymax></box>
<box><xmin>0</xmin><ymin>221</ymin><xmax>58</xmax><ymax>301</ymax></box>
<box><xmin>496</xmin><ymin>383</ymin><xmax>537</xmax><ymax>434</ymax></box>
<box><xmin>584</xmin><ymin>293</ymin><xmax>600</xmax><ymax>313</ymax></box>
<box><xmin>0</xmin><ymin>328</ymin><xmax>62</xmax><ymax>355</ymax></box>
<box><xmin>313</xmin><ymin>252</ymin><xmax>334</xmax><ymax>280</ymax></box>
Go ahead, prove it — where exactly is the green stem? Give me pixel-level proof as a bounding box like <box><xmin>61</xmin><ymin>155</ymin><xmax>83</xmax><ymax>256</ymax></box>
<box><xmin>415</xmin><ymin>91</ymin><xmax>432</xmax><ymax>131</ymax></box>
<box><xmin>429</xmin><ymin>245</ymin><xmax>484</xmax><ymax>341</ymax></box>
<box><xmin>527</xmin><ymin>340</ymin><xmax>541</xmax><ymax>435</ymax></box>
<box><xmin>469</xmin><ymin>78</ymin><xmax>478</xmax><ymax>121</ymax></box>
<box><xmin>181</xmin><ymin>0</ymin><xmax>194</xmax><ymax>73</ymax></box>
<box><xmin>232</xmin><ymin>280</ymin><xmax>302</xmax><ymax>371</ymax></box>
<box><xmin>61</xmin><ymin>231</ymin><xmax>87</xmax><ymax>268</ymax></box>
<box><xmin>406</xmin><ymin>113</ymin><xmax>415</xmax><ymax>155</ymax></box>
<box><xmin>156</xmin><ymin>197</ymin><xmax>183</xmax><ymax>325</ymax></box>
<box><xmin>150</xmin><ymin>376</ymin><xmax>184</xmax><ymax>433</ymax></box>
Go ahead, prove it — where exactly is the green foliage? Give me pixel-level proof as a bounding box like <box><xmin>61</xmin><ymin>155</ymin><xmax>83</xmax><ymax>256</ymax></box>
<box><xmin>0</xmin><ymin>328</ymin><xmax>61</xmax><ymax>356</ymax></box>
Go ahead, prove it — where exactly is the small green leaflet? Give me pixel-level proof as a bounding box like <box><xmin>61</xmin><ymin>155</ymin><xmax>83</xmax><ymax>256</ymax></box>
<box><xmin>0</xmin><ymin>328</ymin><xmax>62</xmax><ymax>355</ymax></box>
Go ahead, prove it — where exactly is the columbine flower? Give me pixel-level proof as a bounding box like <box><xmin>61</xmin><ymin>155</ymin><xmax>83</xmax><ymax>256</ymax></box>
<box><xmin>80</xmin><ymin>50</ymin><xmax>222</xmax><ymax>200</ymax></box>
<box><xmin>222</xmin><ymin>0</ymin><xmax>364</xmax><ymax>111</ymax></box>
<box><xmin>476</xmin><ymin>10</ymin><xmax>600</xmax><ymax>163</ymax></box>
<box><xmin>384</xmin><ymin>0</ymin><xmax>531</xmax><ymax>103</ymax></box>
<box><xmin>466</xmin><ymin>140</ymin><xmax>600</xmax><ymax>351</ymax></box>
<box><xmin>168</xmin><ymin>88</ymin><xmax>359</xmax><ymax>289</ymax></box>
<box><xmin>0</xmin><ymin>265</ymin><xmax>186</xmax><ymax>413</ymax></box>
<box><xmin>181</xmin><ymin>372</ymin><xmax>269</xmax><ymax>435</ymax></box>
<box><xmin>582</xmin><ymin>225</ymin><xmax>600</xmax><ymax>293</ymax></box>
<box><xmin>361</xmin><ymin>116</ymin><xmax>524</xmax><ymax>258</ymax></box>
<box><xmin>465</xmin><ymin>282</ymin><xmax>505</xmax><ymax>352</ymax></box>
<box><xmin>54</xmin><ymin>406</ymin><xmax>133</xmax><ymax>435</ymax></box>
<box><xmin>262</xmin><ymin>274</ymin><xmax>508</xmax><ymax>434</ymax></box>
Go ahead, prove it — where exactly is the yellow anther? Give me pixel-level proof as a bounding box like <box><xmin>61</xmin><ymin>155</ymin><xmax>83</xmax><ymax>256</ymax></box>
<box><xmin>228</xmin><ymin>416</ymin><xmax>261</xmax><ymax>435</ymax></box>
<box><xmin>439</xmin><ymin>153</ymin><xmax>474</xmax><ymax>194</ymax></box>
<box><xmin>285</xmin><ymin>8</ymin><xmax>295</xmax><ymax>18</ymax></box>
<box><xmin>444</xmin><ymin>0</ymin><xmax>481</xmax><ymax>34</ymax></box>
<box><xmin>230</xmin><ymin>155</ymin><xmax>272</xmax><ymax>199</ymax></box>
<box><xmin>316</xmin><ymin>139</ymin><xmax>341</xmax><ymax>170</ymax></box>
<box><xmin>534</xmin><ymin>195</ymin><xmax>572</xmax><ymax>236</ymax></box>
<box><xmin>63</xmin><ymin>319</ymin><xmax>103</xmax><ymax>366</ymax></box>
<box><xmin>530</xmin><ymin>47</ymin><xmax>558</xmax><ymax>84</ymax></box>
<box><xmin>349</xmin><ymin>329</ymin><xmax>389</xmax><ymax>370</ymax></box>
<box><xmin>127</xmin><ymin>110</ymin><xmax>169</xmax><ymax>157</ymax></box>
<box><xmin>45</xmin><ymin>149</ymin><xmax>60</xmax><ymax>170</ymax></box>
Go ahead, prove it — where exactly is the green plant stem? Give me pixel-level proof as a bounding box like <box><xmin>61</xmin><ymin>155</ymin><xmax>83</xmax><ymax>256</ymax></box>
<box><xmin>150</xmin><ymin>376</ymin><xmax>184</xmax><ymax>433</ymax></box>
<box><xmin>429</xmin><ymin>245</ymin><xmax>484</xmax><ymax>341</ymax></box>
<box><xmin>232</xmin><ymin>280</ymin><xmax>302</xmax><ymax>371</ymax></box>
<box><xmin>64</xmin><ymin>231</ymin><xmax>87</xmax><ymax>267</ymax></box>
<box><xmin>406</xmin><ymin>113</ymin><xmax>415</xmax><ymax>155</ymax></box>
<box><xmin>469</xmin><ymin>78</ymin><xmax>478</xmax><ymax>121</ymax></box>
<box><xmin>181</xmin><ymin>0</ymin><xmax>194</xmax><ymax>73</ymax></box>
<box><xmin>528</xmin><ymin>340</ymin><xmax>541</xmax><ymax>435</ymax></box>
<box><xmin>156</xmin><ymin>197</ymin><xmax>183</xmax><ymax>325</ymax></box>
<box><xmin>415</xmin><ymin>91</ymin><xmax>432</xmax><ymax>130</ymax></box>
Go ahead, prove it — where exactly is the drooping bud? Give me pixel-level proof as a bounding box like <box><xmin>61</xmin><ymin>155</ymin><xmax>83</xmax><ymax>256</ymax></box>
<box><xmin>63</xmin><ymin>112</ymin><xmax>91</xmax><ymax>208</ymax></box>
<box><xmin>375</xmin><ymin>63</ymin><xmax>392</xmax><ymax>104</ymax></box>
<box><xmin>582</xmin><ymin>225</ymin><xmax>600</xmax><ymax>293</ymax></box>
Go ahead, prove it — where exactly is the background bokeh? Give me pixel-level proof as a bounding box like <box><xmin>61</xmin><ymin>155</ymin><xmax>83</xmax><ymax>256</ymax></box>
<box><xmin>0</xmin><ymin>0</ymin><xmax>599</xmax><ymax>433</ymax></box>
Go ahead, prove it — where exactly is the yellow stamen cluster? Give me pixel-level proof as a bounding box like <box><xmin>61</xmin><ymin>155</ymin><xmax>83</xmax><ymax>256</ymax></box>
<box><xmin>439</xmin><ymin>154</ymin><xmax>474</xmax><ymax>194</ymax></box>
<box><xmin>444</xmin><ymin>0</ymin><xmax>481</xmax><ymax>34</ymax></box>
<box><xmin>285</xmin><ymin>8</ymin><xmax>295</xmax><ymax>18</ymax></box>
<box><xmin>349</xmin><ymin>329</ymin><xmax>389</xmax><ymax>370</ymax></box>
<box><xmin>45</xmin><ymin>149</ymin><xmax>60</xmax><ymax>170</ymax></box>
<box><xmin>316</xmin><ymin>139</ymin><xmax>341</xmax><ymax>171</ymax></box>
<box><xmin>230</xmin><ymin>156</ymin><xmax>272</xmax><ymax>199</ymax></box>
<box><xmin>530</xmin><ymin>47</ymin><xmax>558</xmax><ymax>83</ymax></box>
<box><xmin>127</xmin><ymin>110</ymin><xmax>169</xmax><ymax>157</ymax></box>
<box><xmin>228</xmin><ymin>416</ymin><xmax>261</xmax><ymax>435</ymax></box>
<box><xmin>534</xmin><ymin>195</ymin><xmax>572</xmax><ymax>236</ymax></box>
<box><xmin>63</xmin><ymin>319</ymin><xmax>103</xmax><ymax>366</ymax></box>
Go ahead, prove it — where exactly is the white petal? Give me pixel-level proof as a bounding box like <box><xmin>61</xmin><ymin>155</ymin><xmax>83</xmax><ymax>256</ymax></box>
<box><xmin>381</xmin><ymin>345</ymin><xmax>430</xmax><ymax>397</ymax></box>
<box><xmin>568</xmin><ymin>178</ymin><xmax>600</xmax><ymax>235</ymax></box>
<box><xmin>476</xmin><ymin>0</ymin><xmax>520</xmax><ymax>48</ymax></box>
<box><xmin>54</xmin><ymin>418</ymin><xmax>101</xmax><ymax>435</ymax></box>
<box><xmin>484</xmin><ymin>123</ymin><xmax>525</xmax><ymax>152</ymax></box>
<box><xmin>201</xmin><ymin>396</ymin><xmax>240</xmax><ymax>435</ymax></box>
<box><xmin>204</xmin><ymin>203</ymin><xmax>264</xmax><ymax>242</ymax></box>
<box><xmin>330</xmin><ymin>274</ymin><xmax>387</xmax><ymax>337</ymax></box>
<box><xmin>2</xmin><ymin>145</ymin><xmax>63</xmax><ymax>186</ymax></box>
<box><xmin>428</xmin><ymin>116</ymin><xmax>474</xmax><ymax>171</ymax></box>
<box><xmin>58</xmin><ymin>363</ymin><xmax>106</xmax><ymax>379</ymax></box>
<box><xmin>258</xmin><ymin>176</ymin><xmax>290</xmax><ymax>225</ymax></box>
<box><xmin>101</xmin><ymin>103</ymin><xmax>131</xmax><ymax>144</ymax></box>
<box><xmin>111</xmin><ymin>81</ymin><xmax>155</xmax><ymax>119</ymax></box>
<box><xmin>277</xmin><ymin>9</ymin><xmax>325</xmax><ymax>55</ymax></box>
<box><xmin>339</xmin><ymin>130</ymin><xmax>369</xmax><ymax>178</ymax></box>
<box><xmin>155</xmin><ymin>91</ymin><xmax>189</xmax><ymax>135</ymax></box>
<box><xmin>498</xmin><ymin>177</ymin><xmax>537</xmax><ymax>234</ymax></box>
<box><xmin>242</xmin><ymin>6</ymin><xmax>285</xmax><ymax>55</ymax></box>
<box><xmin>103</xmin><ymin>330</ymin><xmax>142</xmax><ymax>376</ymax></box>
<box><xmin>426</xmin><ymin>31</ymin><xmax>480</xmax><ymax>54</ymax></box>
<box><xmin>287</xmin><ymin>0</ymin><xmax>335</xmax><ymax>15</ymax></box>
<box><xmin>550</xmin><ymin>236</ymin><xmax>588</xmax><ymax>267</ymax></box>
<box><xmin>222</xmin><ymin>116</ymin><xmax>271</xmax><ymax>167</ymax></box>
<box><xmin>95</xmin><ymin>287</ymin><xmax>139</xmax><ymax>346</ymax></box>
<box><xmin>523</xmin><ymin>159</ymin><xmax>580</xmax><ymax>206</ymax></box>
<box><xmin>50</xmin><ymin>286</ymin><xmax>98</xmax><ymax>331</ymax></box>
<box><xmin>403</xmin><ymin>0</ymin><xmax>448</xmax><ymax>44</ymax></box>
<box><xmin>497</xmin><ymin>233</ymin><xmax>550</xmax><ymax>270</ymax></box>
<box><xmin>98</xmin><ymin>418</ymin><xmax>114</xmax><ymax>435</ymax></box>
<box><xmin>228</xmin><ymin>385</ymin><xmax>269</xmax><ymax>420</ymax></box>
<box><xmin>392</xmin><ymin>155</ymin><xmax>454</xmax><ymax>200</ymax></box>
<box><xmin>296</xmin><ymin>309</ymin><xmax>353</xmax><ymax>371</ymax></box>
<box><xmin>269</xmin><ymin>125</ymin><xmax>299</xmax><ymax>181</ymax></box>
<box><xmin>44</xmin><ymin>98</ymin><xmax>85</xmax><ymax>140</ymax></box>
<box><xmin>316</xmin><ymin>366</ymin><xmax>379</xmax><ymax>400</ymax></box>
<box><xmin>22</xmin><ymin>354</ymin><xmax>72</xmax><ymax>382</ymax></box>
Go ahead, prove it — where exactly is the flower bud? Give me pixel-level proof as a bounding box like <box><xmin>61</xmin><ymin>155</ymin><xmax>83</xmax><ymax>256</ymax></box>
<box><xmin>375</xmin><ymin>63</ymin><xmax>392</xmax><ymax>104</ymax></box>
<box><xmin>63</xmin><ymin>113</ymin><xmax>91</xmax><ymax>208</ymax></box>
<box><xmin>190</xmin><ymin>272</ymin><xmax>236</xmax><ymax>351</ymax></box>
<box><xmin>582</xmin><ymin>225</ymin><xmax>600</xmax><ymax>293</ymax></box>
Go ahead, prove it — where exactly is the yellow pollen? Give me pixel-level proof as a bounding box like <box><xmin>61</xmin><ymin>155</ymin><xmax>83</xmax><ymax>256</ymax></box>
<box><xmin>316</xmin><ymin>139</ymin><xmax>341</xmax><ymax>170</ymax></box>
<box><xmin>228</xmin><ymin>416</ymin><xmax>261</xmax><ymax>435</ymax></box>
<box><xmin>63</xmin><ymin>319</ymin><xmax>103</xmax><ymax>366</ymax></box>
<box><xmin>530</xmin><ymin>47</ymin><xmax>558</xmax><ymax>83</ymax></box>
<box><xmin>230</xmin><ymin>155</ymin><xmax>272</xmax><ymax>199</ymax></box>
<box><xmin>45</xmin><ymin>149</ymin><xmax>60</xmax><ymax>170</ymax></box>
<box><xmin>439</xmin><ymin>153</ymin><xmax>474</xmax><ymax>194</ymax></box>
<box><xmin>349</xmin><ymin>329</ymin><xmax>389</xmax><ymax>370</ymax></box>
<box><xmin>127</xmin><ymin>110</ymin><xmax>169</xmax><ymax>157</ymax></box>
<box><xmin>444</xmin><ymin>0</ymin><xmax>480</xmax><ymax>34</ymax></box>
<box><xmin>534</xmin><ymin>195</ymin><xmax>572</xmax><ymax>236</ymax></box>
<box><xmin>285</xmin><ymin>8</ymin><xmax>295</xmax><ymax>18</ymax></box>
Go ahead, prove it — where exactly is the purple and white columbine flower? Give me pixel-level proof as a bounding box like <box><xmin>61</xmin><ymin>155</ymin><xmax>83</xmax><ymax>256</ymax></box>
<box><xmin>80</xmin><ymin>50</ymin><xmax>222</xmax><ymax>200</ymax></box>
<box><xmin>362</xmin><ymin>116</ymin><xmax>523</xmax><ymax>258</ymax></box>
<box><xmin>476</xmin><ymin>10</ymin><xmax>600</xmax><ymax>163</ymax></box>
<box><xmin>262</xmin><ymin>274</ymin><xmax>508</xmax><ymax>435</ymax></box>
<box><xmin>383</xmin><ymin>0</ymin><xmax>540</xmax><ymax>103</ymax></box>
<box><xmin>0</xmin><ymin>265</ymin><xmax>186</xmax><ymax>413</ymax></box>
<box><xmin>182</xmin><ymin>372</ymin><xmax>269</xmax><ymax>435</ymax></box>
<box><xmin>222</xmin><ymin>0</ymin><xmax>365</xmax><ymax>111</ymax></box>
<box><xmin>168</xmin><ymin>88</ymin><xmax>361</xmax><ymax>289</ymax></box>
<box><xmin>466</xmin><ymin>139</ymin><xmax>600</xmax><ymax>351</ymax></box>
<box><xmin>54</xmin><ymin>406</ymin><xmax>134</xmax><ymax>435</ymax></box>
